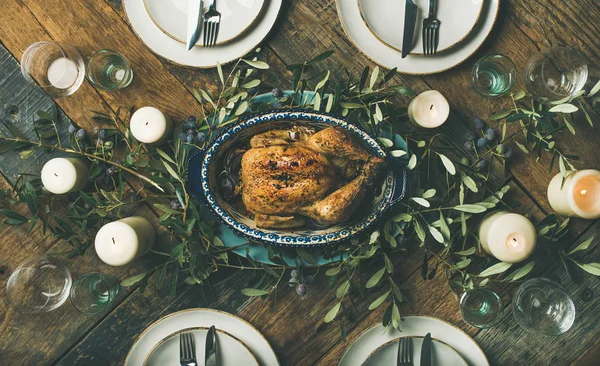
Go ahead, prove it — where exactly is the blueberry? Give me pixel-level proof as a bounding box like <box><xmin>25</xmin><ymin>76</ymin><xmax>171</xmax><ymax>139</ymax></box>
<box><xmin>496</xmin><ymin>144</ymin><xmax>505</xmax><ymax>154</ymax></box>
<box><xmin>170</xmin><ymin>199</ymin><xmax>181</xmax><ymax>210</ymax></box>
<box><xmin>504</xmin><ymin>147</ymin><xmax>514</xmax><ymax>158</ymax></box>
<box><xmin>197</xmin><ymin>132</ymin><xmax>207</xmax><ymax>143</ymax></box>
<box><xmin>182</xmin><ymin>122</ymin><xmax>193</xmax><ymax>130</ymax></box>
<box><xmin>186</xmin><ymin>135</ymin><xmax>194</xmax><ymax>143</ymax></box>
<box><xmin>76</xmin><ymin>129</ymin><xmax>86</xmax><ymax>140</ymax></box>
<box><xmin>179</xmin><ymin>132</ymin><xmax>188</xmax><ymax>142</ymax></box>
<box><xmin>296</xmin><ymin>284</ymin><xmax>307</xmax><ymax>296</ymax></box>
<box><xmin>247</xmin><ymin>87</ymin><xmax>258</xmax><ymax>96</ymax></box>
<box><xmin>474</xmin><ymin>118</ymin><xmax>485</xmax><ymax>129</ymax></box>
<box><xmin>476</xmin><ymin>160</ymin><xmax>488</xmax><ymax>170</ymax></box>
<box><xmin>464</xmin><ymin>141</ymin><xmax>474</xmax><ymax>150</ymax></box>
<box><xmin>187</xmin><ymin>115</ymin><xmax>197</xmax><ymax>124</ymax></box>
<box><xmin>186</xmin><ymin>129</ymin><xmax>195</xmax><ymax>136</ymax></box>
<box><xmin>106</xmin><ymin>167</ymin><xmax>115</xmax><ymax>176</ymax></box>
<box><xmin>288</xmin><ymin>278</ymin><xmax>298</xmax><ymax>287</ymax></box>
<box><xmin>476</xmin><ymin>137</ymin><xmax>487</xmax><ymax>148</ymax></box>
<box><xmin>98</xmin><ymin>129</ymin><xmax>106</xmax><ymax>139</ymax></box>
<box><xmin>485</xmin><ymin>128</ymin><xmax>496</xmax><ymax>141</ymax></box>
<box><xmin>460</xmin><ymin>157</ymin><xmax>470</xmax><ymax>166</ymax></box>
<box><xmin>302</xmin><ymin>275</ymin><xmax>314</xmax><ymax>284</ymax></box>
<box><xmin>68</xmin><ymin>124</ymin><xmax>77</xmax><ymax>134</ymax></box>
<box><xmin>464</xmin><ymin>131</ymin><xmax>476</xmax><ymax>141</ymax></box>
<box><xmin>290</xmin><ymin>269</ymin><xmax>299</xmax><ymax>279</ymax></box>
<box><xmin>271</xmin><ymin>88</ymin><xmax>282</xmax><ymax>98</ymax></box>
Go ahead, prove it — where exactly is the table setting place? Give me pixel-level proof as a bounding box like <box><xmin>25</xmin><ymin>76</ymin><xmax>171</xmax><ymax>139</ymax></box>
<box><xmin>1</xmin><ymin>0</ymin><xmax>600</xmax><ymax>365</ymax></box>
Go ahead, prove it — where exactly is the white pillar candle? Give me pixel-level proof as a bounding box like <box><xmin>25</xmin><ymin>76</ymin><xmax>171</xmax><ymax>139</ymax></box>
<box><xmin>47</xmin><ymin>57</ymin><xmax>79</xmax><ymax>89</ymax></box>
<box><xmin>41</xmin><ymin>158</ymin><xmax>89</xmax><ymax>194</ymax></box>
<box><xmin>407</xmin><ymin>90</ymin><xmax>450</xmax><ymax>128</ymax></box>
<box><xmin>129</xmin><ymin>106</ymin><xmax>173</xmax><ymax>145</ymax></box>
<box><xmin>547</xmin><ymin>170</ymin><xmax>600</xmax><ymax>219</ymax></box>
<box><xmin>478</xmin><ymin>211</ymin><xmax>537</xmax><ymax>263</ymax></box>
<box><xmin>95</xmin><ymin>216</ymin><xmax>156</xmax><ymax>266</ymax></box>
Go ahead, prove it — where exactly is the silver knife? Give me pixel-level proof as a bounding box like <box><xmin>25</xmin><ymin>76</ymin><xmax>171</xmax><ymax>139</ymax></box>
<box><xmin>186</xmin><ymin>0</ymin><xmax>203</xmax><ymax>50</ymax></box>
<box><xmin>420</xmin><ymin>333</ymin><xmax>432</xmax><ymax>366</ymax></box>
<box><xmin>401</xmin><ymin>0</ymin><xmax>418</xmax><ymax>58</ymax></box>
<box><xmin>205</xmin><ymin>325</ymin><xmax>218</xmax><ymax>366</ymax></box>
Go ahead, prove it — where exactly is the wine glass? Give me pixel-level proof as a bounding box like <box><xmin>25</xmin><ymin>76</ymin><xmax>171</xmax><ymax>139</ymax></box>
<box><xmin>524</xmin><ymin>47</ymin><xmax>588</xmax><ymax>101</ymax></box>
<box><xmin>21</xmin><ymin>41</ymin><xmax>85</xmax><ymax>98</ymax></box>
<box><xmin>6</xmin><ymin>256</ymin><xmax>72</xmax><ymax>313</ymax></box>
<box><xmin>459</xmin><ymin>287</ymin><xmax>504</xmax><ymax>328</ymax></box>
<box><xmin>512</xmin><ymin>278</ymin><xmax>576</xmax><ymax>336</ymax></box>
<box><xmin>70</xmin><ymin>273</ymin><xmax>120</xmax><ymax>315</ymax></box>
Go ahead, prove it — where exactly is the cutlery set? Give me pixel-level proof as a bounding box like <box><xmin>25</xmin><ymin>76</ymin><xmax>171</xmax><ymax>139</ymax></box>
<box><xmin>402</xmin><ymin>0</ymin><xmax>440</xmax><ymax>57</ymax></box>
<box><xmin>186</xmin><ymin>0</ymin><xmax>222</xmax><ymax>49</ymax></box>
<box><xmin>179</xmin><ymin>326</ymin><xmax>218</xmax><ymax>366</ymax></box>
<box><xmin>397</xmin><ymin>332</ymin><xmax>432</xmax><ymax>366</ymax></box>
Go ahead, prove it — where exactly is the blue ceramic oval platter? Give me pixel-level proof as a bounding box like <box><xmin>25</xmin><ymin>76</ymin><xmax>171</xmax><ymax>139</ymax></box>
<box><xmin>188</xmin><ymin>108</ymin><xmax>407</xmax><ymax>247</ymax></box>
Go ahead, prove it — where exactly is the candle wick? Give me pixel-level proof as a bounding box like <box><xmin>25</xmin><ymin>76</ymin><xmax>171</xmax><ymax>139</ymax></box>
<box><xmin>145</xmin><ymin>121</ymin><xmax>149</xmax><ymax>126</ymax></box>
<box><xmin>111</xmin><ymin>237</ymin><xmax>116</xmax><ymax>245</ymax></box>
<box><xmin>430</xmin><ymin>104</ymin><xmax>434</xmax><ymax>110</ymax></box>
<box><xmin>54</xmin><ymin>173</ymin><xmax>58</xmax><ymax>177</ymax></box>
<box><xmin>512</xmin><ymin>237</ymin><xmax>517</xmax><ymax>242</ymax></box>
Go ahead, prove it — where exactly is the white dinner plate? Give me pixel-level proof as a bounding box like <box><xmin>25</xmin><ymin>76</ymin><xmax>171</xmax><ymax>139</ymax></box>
<box><xmin>336</xmin><ymin>0</ymin><xmax>500</xmax><ymax>75</ymax></box>
<box><xmin>358</xmin><ymin>0</ymin><xmax>484</xmax><ymax>55</ymax></box>
<box><xmin>339</xmin><ymin>316</ymin><xmax>489</xmax><ymax>366</ymax></box>
<box><xmin>124</xmin><ymin>0</ymin><xmax>282</xmax><ymax>68</ymax></box>
<box><xmin>143</xmin><ymin>327</ymin><xmax>259</xmax><ymax>366</ymax></box>
<box><xmin>363</xmin><ymin>336</ymin><xmax>468</xmax><ymax>366</ymax></box>
<box><xmin>126</xmin><ymin>308</ymin><xmax>279</xmax><ymax>366</ymax></box>
<box><xmin>143</xmin><ymin>0</ymin><xmax>266</xmax><ymax>47</ymax></box>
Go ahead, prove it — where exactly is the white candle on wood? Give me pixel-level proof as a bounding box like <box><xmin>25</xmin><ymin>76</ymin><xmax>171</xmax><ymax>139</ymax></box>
<box><xmin>95</xmin><ymin>216</ymin><xmax>156</xmax><ymax>266</ymax></box>
<box><xmin>547</xmin><ymin>170</ymin><xmax>600</xmax><ymax>219</ymax></box>
<box><xmin>407</xmin><ymin>90</ymin><xmax>450</xmax><ymax>128</ymax></box>
<box><xmin>47</xmin><ymin>57</ymin><xmax>79</xmax><ymax>89</ymax></box>
<box><xmin>129</xmin><ymin>106</ymin><xmax>173</xmax><ymax>145</ymax></box>
<box><xmin>40</xmin><ymin>158</ymin><xmax>89</xmax><ymax>194</ymax></box>
<box><xmin>478</xmin><ymin>211</ymin><xmax>537</xmax><ymax>263</ymax></box>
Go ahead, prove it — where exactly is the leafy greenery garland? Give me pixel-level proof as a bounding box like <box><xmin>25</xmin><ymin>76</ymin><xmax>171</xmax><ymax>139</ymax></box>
<box><xmin>0</xmin><ymin>50</ymin><xmax>598</xmax><ymax>332</ymax></box>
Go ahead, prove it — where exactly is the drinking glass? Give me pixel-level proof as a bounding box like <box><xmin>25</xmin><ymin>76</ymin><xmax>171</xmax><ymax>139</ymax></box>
<box><xmin>6</xmin><ymin>256</ymin><xmax>72</xmax><ymax>313</ymax></box>
<box><xmin>471</xmin><ymin>54</ymin><xmax>517</xmax><ymax>97</ymax></box>
<box><xmin>512</xmin><ymin>277</ymin><xmax>576</xmax><ymax>336</ymax></box>
<box><xmin>21</xmin><ymin>41</ymin><xmax>85</xmax><ymax>98</ymax></box>
<box><xmin>70</xmin><ymin>272</ymin><xmax>120</xmax><ymax>315</ymax></box>
<box><xmin>524</xmin><ymin>47</ymin><xmax>588</xmax><ymax>101</ymax></box>
<box><xmin>459</xmin><ymin>287</ymin><xmax>504</xmax><ymax>328</ymax></box>
<box><xmin>86</xmin><ymin>49</ymin><xmax>134</xmax><ymax>91</ymax></box>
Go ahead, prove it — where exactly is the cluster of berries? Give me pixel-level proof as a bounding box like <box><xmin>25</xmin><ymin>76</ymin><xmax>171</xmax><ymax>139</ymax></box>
<box><xmin>288</xmin><ymin>269</ymin><xmax>314</xmax><ymax>297</ymax></box>
<box><xmin>178</xmin><ymin>116</ymin><xmax>207</xmax><ymax>144</ymax></box>
<box><xmin>463</xmin><ymin>118</ymin><xmax>514</xmax><ymax>169</ymax></box>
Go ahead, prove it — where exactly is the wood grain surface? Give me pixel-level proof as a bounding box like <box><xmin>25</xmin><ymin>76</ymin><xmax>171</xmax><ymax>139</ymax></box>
<box><xmin>0</xmin><ymin>0</ymin><xmax>598</xmax><ymax>365</ymax></box>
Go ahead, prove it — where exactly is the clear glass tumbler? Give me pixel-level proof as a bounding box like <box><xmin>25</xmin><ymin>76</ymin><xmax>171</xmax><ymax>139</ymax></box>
<box><xmin>512</xmin><ymin>277</ymin><xmax>575</xmax><ymax>336</ymax></box>
<box><xmin>524</xmin><ymin>47</ymin><xmax>588</xmax><ymax>101</ymax></box>
<box><xmin>6</xmin><ymin>256</ymin><xmax>72</xmax><ymax>313</ymax></box>
<box><xmin>471</xmin><ymin>54</ymin><xmax>517</xmax><ymax>97</ymax></box>
<box><xmin>70</xmin><ymin>272</ymin><xmax>120</xmax><ymax>315</ymax></box>
<box><xmin>21</xmin><ymin>41</ymin><xmax>85</xmax><ymax>98</ymax></box>
<box><xmin>86</xmin><ymin>49</ymin><xmax>134</xmax><ymax>91</ymax></box>
<box><xmin>459</xmin><ymin>287</ymin><xmax>504</xmax><ymax>328</ymax></box>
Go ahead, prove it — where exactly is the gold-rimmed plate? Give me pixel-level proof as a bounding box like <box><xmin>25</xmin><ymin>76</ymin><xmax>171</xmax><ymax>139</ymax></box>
<box><xmin>143</xmin><ymin>0</ymin><xmax>266</xmax><ymax>47</ymax></box>
<box><xmin>142</xmin><ymin>326</ymin><xmax>259</xmax><ymax>366</ymax></box>
<box><xmin>363</xmin><ymin>336</ymin><xmax>468</xmax><ymax>366</ymax></box>
<box><xmin>358</xmin><ymin>0</ymin><xmax>485</xmax><ymax>56</ymax></box>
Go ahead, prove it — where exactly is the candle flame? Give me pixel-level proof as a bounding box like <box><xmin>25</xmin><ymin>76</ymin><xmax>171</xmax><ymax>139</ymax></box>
<box><xmin>581</xmin><ymin>189</ymin><xmax>587</xmax><ymax>196</ymax></box>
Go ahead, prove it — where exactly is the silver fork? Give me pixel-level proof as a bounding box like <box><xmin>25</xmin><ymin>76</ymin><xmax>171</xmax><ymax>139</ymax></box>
<box><xmin>203</xmin><ymin>0</ymin><xmax>222</xmax><ymax>47</ymax></box>
<box><xmin>396</xmin><ymin>337</ymin><xmax>413</xmax><ymax>366</ymax></box>
<box><xmin>422</xmin><ymin>0</ymin><xmax>440</xmax><ymax>56</ymax></box>
<box><xmin>180</xmin><ymin>331</ymin><xmax>197</xmax><ymax>366</ymax></box>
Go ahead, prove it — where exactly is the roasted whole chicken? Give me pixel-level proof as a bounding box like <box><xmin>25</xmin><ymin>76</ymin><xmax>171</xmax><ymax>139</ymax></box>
<box><xmin>239</xmin><ymin>126</ymin><xmax>386</xmax><ymax>229</ymax></box>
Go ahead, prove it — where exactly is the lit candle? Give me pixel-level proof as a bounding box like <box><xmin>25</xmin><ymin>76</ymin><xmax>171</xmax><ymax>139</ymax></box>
<box><xmin>129</xmin><ymin>106</ymin><xmax>173</xmax><ymax>145</ymax></box>
<box><xmin>407</xmin><ymin>90</ymin><xmax>450</xmax><ymax>128</ymax></box>
<box><xmin>94</xmin><ymin>216</ymin><xmax>156</xmax><ymax>266</ymax></box>
<box><xmin>478</xmin><ymin>211</ymin><xmax>537</xmax><ymax>263</ymax></box>
<box><xmin>47</xmin><ymin>57</ymin><xmax>79</xmax><ymax>89</ymax></box>
<box><xmin>547</xmin><ymin>170</ymin><xmax>600</xmax><ymax>219</ymax></box>
<box><xmin>40</xmin><ymin>158</ymin><xmax>89</xmax><ymax>194</ymax></box>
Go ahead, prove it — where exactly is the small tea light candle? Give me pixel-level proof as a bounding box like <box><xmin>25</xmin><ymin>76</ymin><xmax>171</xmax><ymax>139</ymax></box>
<box><xmin>478</xmin><ymin>211</ymin><xmax>537</xmax><ymax>263</ymax></box>
<box><xmin>407</xmin><ymin>90</ymin><xmax>450</xmax><ymax>128</ymax></box>
<box><xmin>547</xmin><ymin>170</ymin><xmax>600</xmax><ymax>219</ymax></box>
<box><xmin>47</xmin><ymin>57</ymin><xmax>79</xmax><ymax>89</ymax></box>
<box><xmin>129</xmin><ymin>106</ymin><xmax>173</xmax><ymax>145</ymax></box>
<box><xmin>41</xmin><ymin>158</ymin><xmax>89</xmax><ymax>194</ymax></box>
<box><xmin>95</xmin><ymin>216</ymin><xmax>156</xmax><ymax>266</ymax></box>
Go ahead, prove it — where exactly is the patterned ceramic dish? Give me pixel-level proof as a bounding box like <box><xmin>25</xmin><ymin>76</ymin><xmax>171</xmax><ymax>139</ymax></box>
<box><xmin>187</xmin><ymin>109</ymin><xmax>407</xmax><ymax>247</ymax></box>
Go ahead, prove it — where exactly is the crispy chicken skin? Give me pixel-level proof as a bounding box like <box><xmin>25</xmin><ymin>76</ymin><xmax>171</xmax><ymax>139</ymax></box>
<box><xmin>241</xmin><ymin>127</ymin><xmax>385</xmax><ymax>229</ymax></box>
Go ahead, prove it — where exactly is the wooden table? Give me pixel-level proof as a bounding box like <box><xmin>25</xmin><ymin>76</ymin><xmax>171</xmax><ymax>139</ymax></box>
<box><xmin>1</xmin><ymin>1</ymin><xmax>599</xmax><ymax>365</ymax></box>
